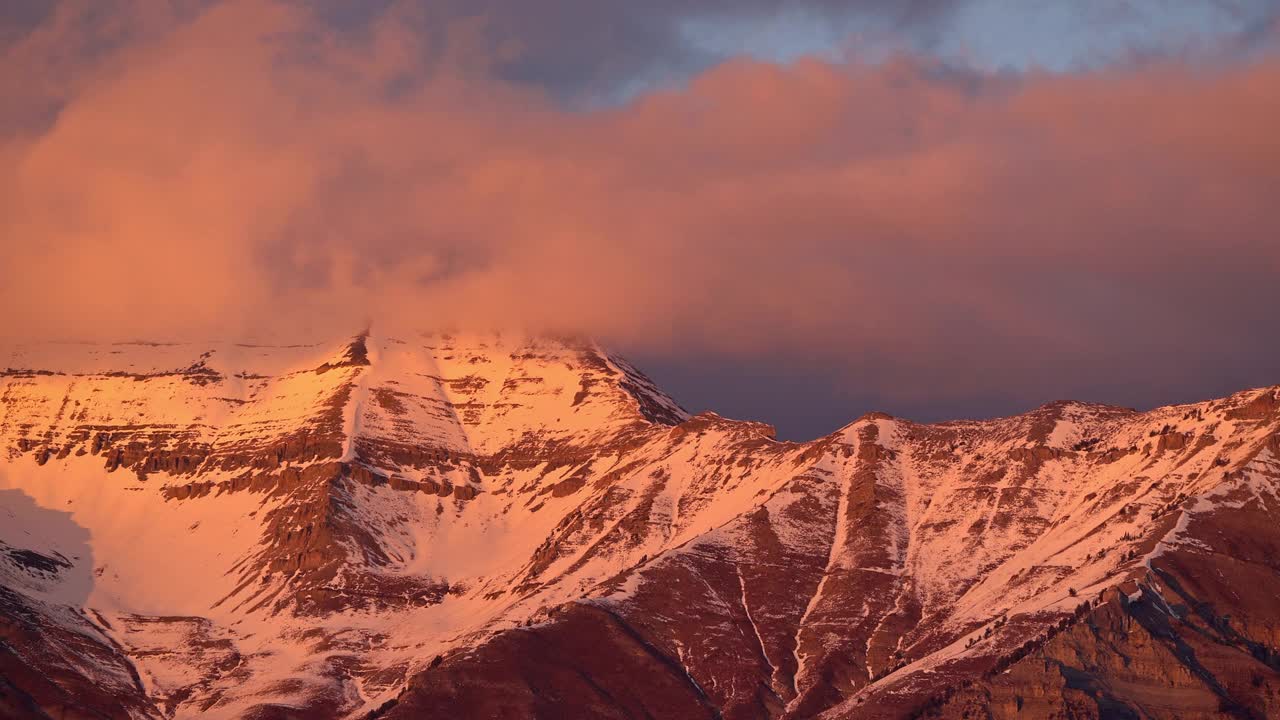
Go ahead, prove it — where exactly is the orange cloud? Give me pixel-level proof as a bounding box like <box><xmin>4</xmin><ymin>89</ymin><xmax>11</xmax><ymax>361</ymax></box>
<box><xmin>2</xmin><ymin>1</ymin><xmax>1278</xmax><ymax>406</ymax></box>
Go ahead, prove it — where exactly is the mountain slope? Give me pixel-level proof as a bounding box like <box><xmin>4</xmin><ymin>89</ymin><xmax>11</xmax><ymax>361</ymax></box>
<box><xmin>1</xmin><ymin>333</ymin><xmax>1278</xmax><ymax>719</ymax></box>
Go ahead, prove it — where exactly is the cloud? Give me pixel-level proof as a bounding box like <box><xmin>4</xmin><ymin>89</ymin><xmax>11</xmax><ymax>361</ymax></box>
<box><xmin>340</xmin><ymin>0</ymin><xmax>961</xmax><ymax>98</ymax></box>
<box><xmin>1</xmin><ymin>0</ymin><xmax>1278</xmax><ymax>420</ymax></box>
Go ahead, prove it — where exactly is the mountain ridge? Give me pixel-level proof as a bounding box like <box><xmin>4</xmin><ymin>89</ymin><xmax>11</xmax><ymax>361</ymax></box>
<box><xmin>1</xmin><ymin>332</ymin><xmax>1278</xmax><ymax>719</ymax></box>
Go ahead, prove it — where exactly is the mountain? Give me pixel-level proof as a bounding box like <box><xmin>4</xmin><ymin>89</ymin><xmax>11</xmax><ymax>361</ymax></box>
<box><xmin>1</xmin><ymin>332</ymin><xmax>1278</xmax><ymax>719</ymax></box>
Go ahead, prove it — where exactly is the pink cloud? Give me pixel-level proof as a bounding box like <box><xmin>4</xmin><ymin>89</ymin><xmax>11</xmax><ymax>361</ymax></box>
<box><xmin>1</xmin><ymin>1</ymin><xmax>1277</xmax><ymax>405</ymax></box>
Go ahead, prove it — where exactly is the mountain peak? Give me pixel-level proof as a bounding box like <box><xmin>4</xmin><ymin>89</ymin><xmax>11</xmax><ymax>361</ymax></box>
<box><xmin>2</xmin><ymin>337</ymin><xmax>1278</xmax><ymax>719</ymax></box>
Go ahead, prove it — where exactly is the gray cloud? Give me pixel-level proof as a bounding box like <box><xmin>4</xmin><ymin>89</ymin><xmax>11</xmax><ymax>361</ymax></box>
<box><xmin>289</xmin><ymin>0</ymin><xmax>960</xmax><ymax>100</ymax></box>
<box><xmin>297</xmin><ymin>0</ymin><xmax>1279</xmax><ymax>98</ymax></box>
<box><xmin>4</xmin><ymin>1</ymin><xmax>1277</xmax><ymax>112</ymax></box>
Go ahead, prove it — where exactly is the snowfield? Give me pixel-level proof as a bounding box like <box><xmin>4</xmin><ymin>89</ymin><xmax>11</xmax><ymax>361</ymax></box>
<box><xmin>2</xmin><ymin>333</ymin><xmax>1278</xmax><ymax>719</ymax></box>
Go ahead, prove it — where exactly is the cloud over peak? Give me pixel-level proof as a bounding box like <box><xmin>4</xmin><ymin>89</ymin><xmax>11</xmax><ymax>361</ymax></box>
<box><xmin>2</xmin><ymin>0</ymin><xmax>1278</xmax><ymax>427</ymax></box>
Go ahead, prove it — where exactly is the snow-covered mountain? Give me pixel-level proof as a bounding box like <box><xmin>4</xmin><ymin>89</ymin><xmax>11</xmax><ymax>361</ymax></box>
<box><xmin>1</xmin><ymin>333</ymin><xmax>1278</xmax><ymax>719</ymax></box>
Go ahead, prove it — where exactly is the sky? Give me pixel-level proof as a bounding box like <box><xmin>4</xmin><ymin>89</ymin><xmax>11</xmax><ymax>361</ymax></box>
<box><xmin>1</xmin><ymin>0</ymin><xmax>1278</xmax><ymax>440</ymax></box>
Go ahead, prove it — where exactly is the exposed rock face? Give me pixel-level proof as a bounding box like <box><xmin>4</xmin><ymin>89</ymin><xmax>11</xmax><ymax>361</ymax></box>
<box><xmin>1</xmin><ymin>335</ymin><xmax>1278</xmax><ymax>719</ymax></box>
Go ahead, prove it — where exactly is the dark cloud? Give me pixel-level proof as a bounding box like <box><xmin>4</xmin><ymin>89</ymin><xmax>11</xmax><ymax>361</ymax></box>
<box><xmin>482</xmin><ymin>0</ymin><xmax>956</xmax><ymax>95</ymax></box>
<box><xmin>292</xmin><ymin>0</ymin><xmax>960</xmax><ymax>99</ymax></box>
<box><xmin>293</xmin><ymin>0</ymin><xmax>1280</xmax><ymax>98</ymax></box>
<box><xmin>4</xmin><ymin>1</ymin><xmax>1277</xmax><ymax>109</ymax></box>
